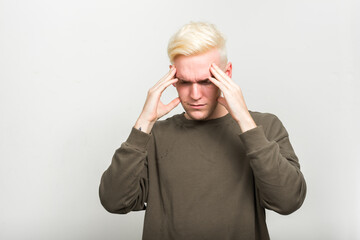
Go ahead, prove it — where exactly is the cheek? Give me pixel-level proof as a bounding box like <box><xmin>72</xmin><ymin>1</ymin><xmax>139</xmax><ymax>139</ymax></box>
<box><xmin>203</xmin><ymin>85</ymin><xmax>220</xmax><ymax>98</ymax></box>
<box><xmin>175</xmin><ymin>86</ymin><xmax>187</xmax><ymax>98</ymax></box>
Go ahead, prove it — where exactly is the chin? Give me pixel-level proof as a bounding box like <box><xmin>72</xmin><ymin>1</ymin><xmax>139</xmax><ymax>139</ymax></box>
<box><xmin>185</xmin><ymin>110</ymin><xmax>212</xmax><ymax>121</ymax></box>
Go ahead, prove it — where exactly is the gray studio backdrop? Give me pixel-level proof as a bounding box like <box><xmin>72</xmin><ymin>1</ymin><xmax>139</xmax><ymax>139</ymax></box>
<box><xmin>0</xmin><ymin>0</ymin><xmax>359</xmax><ymax>239</ymax></box>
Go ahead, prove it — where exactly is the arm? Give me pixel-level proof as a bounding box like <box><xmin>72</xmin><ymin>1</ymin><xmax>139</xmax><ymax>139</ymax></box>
<box><xmin>134</xmin><ymin>66</ymin><xmax>180</xmax><ymax>133</ymax></box>
<box><xmin>209</xmin><ymin>63</ymin><xmax>306</xmax><ymax>214</ymax></box>
<box><xmin>99</xmin><ymin>128</ymin><xmax>150</xmax><ymax>214</ymax></box>
<box><xmin>209</xmin><ymin>63</ymin><xmax>257</xmax><ymax>133</ymax></box>
<box><xmin>240</xmin><ymin>115</ymin><xmax>306</xmax><ymax>215</ymax></box>
<box><xmin>99</xmin><ymin>67</ymin><xmax>179</xmax><ymax>213</ymax></box>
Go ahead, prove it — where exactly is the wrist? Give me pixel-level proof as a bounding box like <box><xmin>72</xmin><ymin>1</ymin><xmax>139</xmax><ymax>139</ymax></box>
<box><xmin>134</xmin><ymin>117</ymin><xmax>155</xmax><ymax>134</ymax></box>
<box><xmin>236</xmin><ymin>111</ymin><xmax>257</xmax><ymax>133</ymax></box>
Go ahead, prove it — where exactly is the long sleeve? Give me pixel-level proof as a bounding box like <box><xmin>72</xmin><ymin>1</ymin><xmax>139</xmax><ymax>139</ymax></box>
<box><xmin>99</xmin><ymin>127</ymin><xmax>151</xmax><ymax>214</ymax></box>
<box><xmin>239</xmin><ymin>114</ymin><xmax>306</xmax><ymax>215</ymax></box>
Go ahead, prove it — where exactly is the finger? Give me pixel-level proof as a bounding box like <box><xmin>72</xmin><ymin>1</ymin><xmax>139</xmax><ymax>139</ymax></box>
<box><xmin>160</xmin><ymin>67</ymin><xmax>177</xmax><ymax>83</ymax></box>
<box><xmin>151</xmin><ymin>78</ymin><xmax>178</xmax><ymax>97</ymax></box>
<box><xmin>152</xmin><ymin>67</ymin><xmax>176</xmax><ymax>91</ymax></box>
<box><xmin>208</xmin><ymin>76</ymin><xmax>226</xmax><ymax>91</ymax></box>
<box><xmin>210</xmin><ymin>63</ymin><xmax>233</xmax><ymax>86</ymax></box>
<box><xmin>158</xmin><ymin>78</ymin><xmax>178</xmax><ymax>94</ymax></box>
<box><xmin>210</xmin><ymin>68</ymin><xmax>231</xmax><ymax>90</ymax></box>
<box><xmin>147</xmin><ymin>78</ymin><xmax>178</xmax><ymax>102</ymax></box>
<box><xmin>211</xmin><ymin>63</ymin><xmax>229</xmax><ymax>79</ymax></box>
<box><xmin>153</xmin><ymin>68</ymin><xmax>177</xmax><ymax>91</ymax></box>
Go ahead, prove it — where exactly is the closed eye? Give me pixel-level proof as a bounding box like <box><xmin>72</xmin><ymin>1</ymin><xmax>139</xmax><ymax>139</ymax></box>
<box><xmin>178</xmin><ymin>79</ymin><xmax>191</xmax><ymax>85</ymax></box>
<box><xmin>198</xmin><ymin>79</ymin><xmax>212</xmax><ymax>85</ymax></box>
<box><xmin>177</xmin><ymin>79</ymin><xmax>212</xmax><ymax>85</ymax></box>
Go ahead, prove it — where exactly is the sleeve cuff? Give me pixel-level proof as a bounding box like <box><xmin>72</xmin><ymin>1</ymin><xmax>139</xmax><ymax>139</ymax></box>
<box><xmin>125</xmin><ymin>127</ymin><xmax>151</xmax><ymax>150</ymax></box>
<box><xmin>239</xmin><ymin>125</ymin><xmax>270</xmax><ymax>153</ymax></box>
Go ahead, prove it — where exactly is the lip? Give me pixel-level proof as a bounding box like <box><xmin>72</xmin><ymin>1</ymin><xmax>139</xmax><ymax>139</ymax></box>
<box><xmin>189</xmin><ymin>104</ymin><xmax>206</xmax><ymax>109</ymax></box>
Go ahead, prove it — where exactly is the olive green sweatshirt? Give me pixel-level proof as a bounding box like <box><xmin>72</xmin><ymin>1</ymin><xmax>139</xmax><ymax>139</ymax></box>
<box><xmin>99</xmin><ymin>111</ymin><xmax>306</xmax><ymax>240</ymax></box>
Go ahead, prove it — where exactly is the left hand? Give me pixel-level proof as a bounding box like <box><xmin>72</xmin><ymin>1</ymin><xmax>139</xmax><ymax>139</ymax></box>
<box><xmin>209</xmin><ymin>63</ymin><xmax>257</xmax><ymax>132</ymax></box>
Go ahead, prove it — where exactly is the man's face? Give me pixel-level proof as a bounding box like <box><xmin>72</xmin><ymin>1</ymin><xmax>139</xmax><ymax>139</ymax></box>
<box><xmin>173</xmin><ymin>48</ymin><xmax>231</xmax><ymax>121</ymax></box>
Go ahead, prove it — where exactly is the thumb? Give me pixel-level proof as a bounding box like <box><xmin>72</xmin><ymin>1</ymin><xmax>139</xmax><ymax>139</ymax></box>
<box><xmin>161</xmin><ymin>97</ymin><xmax>180</xmax><ymax>116</ymax></box>
<box><xmin>166</xmin><ymin>97</ymin><xmax>181</xmax><ymax>111</ymax></box>
<box><xmin>217</xmin><ymin>96</ymin><xmax>228</xmax><ymax>108</ymax></box>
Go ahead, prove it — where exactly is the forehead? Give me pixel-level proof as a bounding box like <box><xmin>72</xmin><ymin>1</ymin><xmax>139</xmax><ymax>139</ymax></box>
<box><xmin>174</xmin><ymin>49</ymin><xmax>221</xmax><ymax>81</ymax></box>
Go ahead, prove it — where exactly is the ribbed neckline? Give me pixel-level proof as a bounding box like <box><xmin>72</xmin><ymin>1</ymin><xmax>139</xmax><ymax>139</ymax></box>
<box><xmin>172</xmin><ymin>112</ymin><xmax>233</xmax><ymax>127</ymax></box>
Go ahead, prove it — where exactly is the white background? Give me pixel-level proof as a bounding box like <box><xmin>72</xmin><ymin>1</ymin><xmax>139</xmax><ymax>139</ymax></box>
<box><xmin>1</xmin><ymin>0</ymin><xmax>359</xmax><ymax>239</ymax></box>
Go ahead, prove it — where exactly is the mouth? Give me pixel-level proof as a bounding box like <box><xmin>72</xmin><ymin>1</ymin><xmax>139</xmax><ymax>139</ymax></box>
<box><xmin>188</xmin><ymin>103</ymin><xmax>206</xmax><ymax>109</ymax></box>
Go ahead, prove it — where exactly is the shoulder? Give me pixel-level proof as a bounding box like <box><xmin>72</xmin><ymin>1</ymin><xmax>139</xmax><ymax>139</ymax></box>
<box><xmin>249</xmin><ymin>110</ymin><xmax>288</xmax><ymax>140</ymax></box>
<box><xmin>249</xmin><ymin>110</ymin><xmax>281</xmax><ymax>126</ymax></box>
<box><xmin>152</xmin><ymin>113</ymin><xmax>183</xmax><ymax>133</ymax></box>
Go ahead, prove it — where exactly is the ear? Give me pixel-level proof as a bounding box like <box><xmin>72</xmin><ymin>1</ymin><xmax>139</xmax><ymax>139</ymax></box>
<box><xmin>225</xmin><ymin>62</ymin><xmax>232</xmax><ymax>78</ymax></box>
<box><xmin>170</xmin><ymin>65</ymin><xmax>176</xmax><ymax>87</ymax></box>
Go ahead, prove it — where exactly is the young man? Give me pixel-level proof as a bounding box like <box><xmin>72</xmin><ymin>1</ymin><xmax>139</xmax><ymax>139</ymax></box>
<box><xmin>99</xmin><ymin>22</ymin><xmax>306</xmax><ymax>240</ymax></box>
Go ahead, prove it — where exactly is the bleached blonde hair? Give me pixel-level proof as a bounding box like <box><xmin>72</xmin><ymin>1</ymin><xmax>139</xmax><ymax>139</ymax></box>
<box><xmin>167</xmin><ymin>22</ymin><xmax>227</xmax><ymax>65</ymax></box>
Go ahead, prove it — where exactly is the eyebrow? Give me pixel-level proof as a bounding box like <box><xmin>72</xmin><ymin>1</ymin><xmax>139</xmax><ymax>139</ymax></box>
<box><xmin>176</xmin><ymin>72</ymin><xmax>215</xmax><ymax>82</ymax></box>
<box><xmin>177</xmin><ymin>78</ymin><xmax>211</xmax><ymax>83</ymax></box>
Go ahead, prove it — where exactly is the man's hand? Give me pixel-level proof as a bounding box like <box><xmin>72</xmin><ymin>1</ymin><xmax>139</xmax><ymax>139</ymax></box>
<box><xmin>134</xmin><ymin>67</ymin><xmax>180</xmax><ymax>134</ymax></box>
<box><xmin>209</xmin><ymin>63</ymin><xmax>257</xmax><ymax>133</ymax></box>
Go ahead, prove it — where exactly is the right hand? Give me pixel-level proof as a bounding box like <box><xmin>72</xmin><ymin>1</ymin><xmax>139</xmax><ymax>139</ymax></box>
<box><xmin>134</xmin><ymin>67</ymin><xmax>180</xmax><ymax>133</ymax></box>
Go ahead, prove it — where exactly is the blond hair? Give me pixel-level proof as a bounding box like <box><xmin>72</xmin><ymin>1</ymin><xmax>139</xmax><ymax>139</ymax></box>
<box><xmin>167</xmin><ymin>22</ymin><xmax>227</xmax><ymax>64</ymax></box>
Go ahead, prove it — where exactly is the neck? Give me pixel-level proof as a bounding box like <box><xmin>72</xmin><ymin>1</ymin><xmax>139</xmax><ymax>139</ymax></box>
<box><xmin>184</xmin><ymin>104</ymin><xmax>229</xmax><ymax>121</ymax></box>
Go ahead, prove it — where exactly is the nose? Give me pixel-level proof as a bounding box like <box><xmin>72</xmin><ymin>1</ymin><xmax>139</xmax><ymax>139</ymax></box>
<box><xmin>190</xmin><ymin>83</ymin><xmax>202</xmax><ymax>100</ymax></box>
